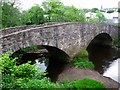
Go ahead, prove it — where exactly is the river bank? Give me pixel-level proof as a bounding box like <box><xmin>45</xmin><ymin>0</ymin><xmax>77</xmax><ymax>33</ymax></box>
<box><xmin>57</xmin><ymin>64</ymin><xmax>119</xmax><ymax>88</ymax></box>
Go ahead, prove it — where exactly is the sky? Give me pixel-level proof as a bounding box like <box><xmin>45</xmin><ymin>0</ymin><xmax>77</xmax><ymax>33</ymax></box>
<box><xmin>19</xmin><ymin>0</ymin><xmax>120</xmax><ymax>11</ymax></box>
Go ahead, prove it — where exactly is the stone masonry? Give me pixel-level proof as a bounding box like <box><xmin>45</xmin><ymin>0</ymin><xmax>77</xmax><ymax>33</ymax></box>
<box><xmin>0</xmin><ymin>22</ymin><xmax>118</xmax><ymax>57</ymax></box>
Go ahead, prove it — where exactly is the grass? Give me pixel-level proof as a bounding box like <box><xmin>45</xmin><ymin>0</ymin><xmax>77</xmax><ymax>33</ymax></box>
<box><xmin>62</xmin><ymin>78</ymin><xmax>106</xmax><ymax>89</ymax></box>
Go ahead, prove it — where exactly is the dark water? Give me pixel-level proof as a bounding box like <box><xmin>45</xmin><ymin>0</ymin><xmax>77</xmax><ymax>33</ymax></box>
<box><xmin>87</xmin><ymin>44</ymin><xmax>117</xmax><ymax>74</ymax></box>
<box><xmin>87</xmin><ymin>44</ymin><xmax>120</xmax><ymax>82</ymax></box>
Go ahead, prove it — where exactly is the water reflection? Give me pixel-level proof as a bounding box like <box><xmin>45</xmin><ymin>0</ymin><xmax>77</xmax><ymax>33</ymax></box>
<box><xmin>87</xmin><ymin>45</ymin><xmax>115</xmax><ymax>74</ymax></box>
<box><xmin>103</xmin><ymin>58</ymin><xmax>120</xmax><ymax>83</ymax></box>
<box><xmin>35</xmin><ymin>57</ymin><xmax>48</xmax><ymax>72</ymax></box>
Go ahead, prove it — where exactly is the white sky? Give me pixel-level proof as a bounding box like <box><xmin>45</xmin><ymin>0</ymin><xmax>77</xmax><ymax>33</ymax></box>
<box><xmin>19</xmin><ymin>0</ymin><xmax>120</xmax><ymax>11</ymax></box>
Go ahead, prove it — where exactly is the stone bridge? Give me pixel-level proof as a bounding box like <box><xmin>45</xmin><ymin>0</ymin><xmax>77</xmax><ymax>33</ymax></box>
<box><xmin>0</xmin><ymin>22</ymin><xmax>118</xmax><ymax>60</ymax></box>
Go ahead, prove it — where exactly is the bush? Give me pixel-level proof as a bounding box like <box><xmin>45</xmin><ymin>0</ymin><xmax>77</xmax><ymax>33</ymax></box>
<box><xmin>73</xmin><ymin>58</ymin><xmax>95</xmax><ymax>69</ymax></box>
<box><xmin>74</xmin><ymin>50</ymin><xmax>88</xmax><ymax>58</ymax></box>
<box><xmin>0</xmin><ymin>52</ymin><xmax>47</xmax><ymax>88</ymax></box>
<box><xmin>72</xmin><ymin>50</ymin><xmax>94</xmax><ymax>69</ymax></box>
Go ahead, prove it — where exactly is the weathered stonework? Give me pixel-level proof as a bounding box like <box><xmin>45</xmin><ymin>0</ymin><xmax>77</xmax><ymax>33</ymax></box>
<box><xmin>0</xmin><ymin>22</ymin><xmax>118</xmax><ymax>57</ymax></box>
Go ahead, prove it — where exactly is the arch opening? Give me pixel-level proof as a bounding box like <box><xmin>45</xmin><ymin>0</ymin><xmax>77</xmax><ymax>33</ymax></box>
<box><xmin>11</xmin><ymin>45</ymin><xmax>70</xmax><ymax>82</ymax></box>
<box><xmin>86</xmin><ymin>33</ymin><xmax>117</xmax><ymax>74</ymax></box>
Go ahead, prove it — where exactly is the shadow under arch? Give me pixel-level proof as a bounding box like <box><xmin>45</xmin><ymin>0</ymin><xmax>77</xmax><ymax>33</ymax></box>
<box><xmin>86</xmin><ymin>33</ymin><xmax>116</xmax><ymax>74</ymax></box>
<box><xmin>11</xmin><ymin>45</ymin><xmax>70</xmax><ymax>82</ymax></box>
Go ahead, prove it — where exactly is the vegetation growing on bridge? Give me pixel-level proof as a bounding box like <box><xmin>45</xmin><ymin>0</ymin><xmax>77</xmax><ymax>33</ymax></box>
<box><xmin>0</xmin><ymin>52</ymin><xmax>106</xmax><ymax>89</ymax></box>
<box><xmin>113</xmin><ymin>35</ymin><xmax>120</xmax><ymax>47</ymax></box>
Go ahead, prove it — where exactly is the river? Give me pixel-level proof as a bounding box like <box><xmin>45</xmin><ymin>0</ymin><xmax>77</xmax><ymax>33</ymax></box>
<box><xmin>103</xmin><ymin>58</ymin><xmax>120</xmax><ymax>83</ymax></box>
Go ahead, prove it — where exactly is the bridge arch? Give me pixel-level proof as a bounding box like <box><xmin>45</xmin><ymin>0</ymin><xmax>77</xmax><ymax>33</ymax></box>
<box><xmin>87</xmin><ymin>33</ymin><xmax>113</xmax><ymax>50</ymax></box>
<box><xmin>11</xmin><ymin>45</ymin><xmax>70</xmax><ymax>82</ymax></box>
<box><xmin>86</xmin><ymin>33</ymin><xmax>114</xmax><ymax>73</ymax></box>
<box><xmin>11</xmin><ymin>45</ymin><xmax>70</xmax><ymax>65</ymax></box>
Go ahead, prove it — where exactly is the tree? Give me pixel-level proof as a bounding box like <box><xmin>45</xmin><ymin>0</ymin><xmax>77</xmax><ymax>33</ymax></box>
<box><xmin>0</xmin><ymin>3</ymin><xmax>2</xmax><ymax>29</ymax></box>
<box><xmin>22</xmin><ymin>5</ymin><xmax>44</xmax><ymax>25</ymax></box>
<box><xmin>42</xmin><ymin>0</ymin><xmax>64</xmax><ymax>22</ymax></box>
<box><xmin>2</xmin><ymin>0</ymin><xmax>20</xmax><ymax>7</ymax></box>
<box><xmin>42</xmin><ymin>0</ymin><xmax>86</xmax><ymax>22</ymax></box>
<box><xmin>2</xmin><ymin>2</ymin><xmax>21</xmax><ymax>28</ymax></box>
<box><xmin>96</xmin><ymin>10</ymin><xmax>106</xmax><ymax>23</ymax></box>
<box><xmin>118</xmin><ymin>8</ymin><xmax>120</xmax><ymax>13</ymax></box>
<box><xmin>83</xmin><ymin>9</ymin><xmax>91</xmax><ymax>13</ymax></box>
<box><xmin>91</xmin><ymin>8</ymin><xmax>99</xmax><ymax>13</ymax></box>
<box><xmin>63</xmin><ymin>6</ymin><xmax>86</xmax><ymax>22</ymax></box>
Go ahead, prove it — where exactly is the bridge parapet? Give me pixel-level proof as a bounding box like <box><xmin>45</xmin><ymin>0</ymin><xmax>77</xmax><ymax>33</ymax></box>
<box><xmin>0</xmin><ymin>22</ymin><xmax>70</xmax><ymax>36</ymax></box>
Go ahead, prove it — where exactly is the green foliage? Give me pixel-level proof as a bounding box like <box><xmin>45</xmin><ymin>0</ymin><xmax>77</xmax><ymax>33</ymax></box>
<box><xmin>20</xmin><ymin>45</ymin><xmax>40</xmax><ymax>53</ymax></box>
<box><xmin>2</xmin><ymin>0</ymin><xmax>87</xmax><ymax>28</ymax></box>
<box><xmin>63</xmin><ymin>78</ymin><xmax>106</xmax><ymax>89</ymax></box>
<box><xmin>87</xmin><ymin>10</ymin><xmax>106</xmax><ymax>23</ymax></box>
<box><xmin>20</xmin><ymin>78</ymin><xmax>63</xmax><ymax>88</ymax></box>
<box><xmin>42</xmin><ymin>0</ymin><xmax>86</xmax><ymax>22</ymax></box>
<box><xmin>91</xmin><ymin>8</ymin><xmax>99</xmax><ymax>13</ymax></box>
<box><xmin>0</xmin><ymin>3</ymin><xmax>2</xmax><ymax>29</ymax></box>
<box><xmin>73</xmin><ymin>58</ymin><xmax>95</xmax><ymax>69</ymax></box>
<box><xmin>2</xmin><ymin>2</ymin><xmax>22</xmax><ymax>28</ymax></box>
<box><xmin>0</xmin><ymin>52</ymin><xmax>46</xmax><ymax>88</ymax></box>
<box><xmin>96</xmin><ymin>10</ymin><xmax>106</xmax><ymax>23</ymax></box>
<box><xmin>63</xmin><ymin>6</ymin><xmax>86</xmax><ymax>22</ymax></box>
<box><xmin>113</xmin><ymin>35</ymin><xmax>120</xmax><ymax>47</ymax></box>
<box><xmin>22</xmin><ymin>5</ymin><xmax>44</xmax><ymax>25</ymax></box>
<box><xmin>74</xmin><ymin>50</ymin><xmax>88</xmax><ymax>58</ymax></box>
<box><xmin>42</xmin><ymin>0</ymin><xmax>64</xmax><ymax>22</ymax></box>
<box><xmin>83</xmin><ymin>9</ymin><xmax>91</xmax><ymax>13</ymax></box>
<box><xmin>73</xmin><ymin>50</ymin><xmax>94</xmax><ymax>69</ymax></box>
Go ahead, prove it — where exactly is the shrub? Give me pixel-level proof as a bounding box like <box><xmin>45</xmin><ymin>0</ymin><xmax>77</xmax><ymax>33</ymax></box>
<box><xmin>72</xmin><ymin>50</ymin><xmax>94</xmax><ymax>69</ymax></box>
<box><xmin>0</xmin><ymin>52</ymin><xmax>46</xmax><ymax>88</ymax></box>
<box><xmin>73</xmin><ymin>58</ymin><xmax>94</xmax><ymax>69</ymax></box>
<box><xmin>74</xmin><ymin>50</ymin><xmax>88</xmax><ymax>58</ymax></box>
